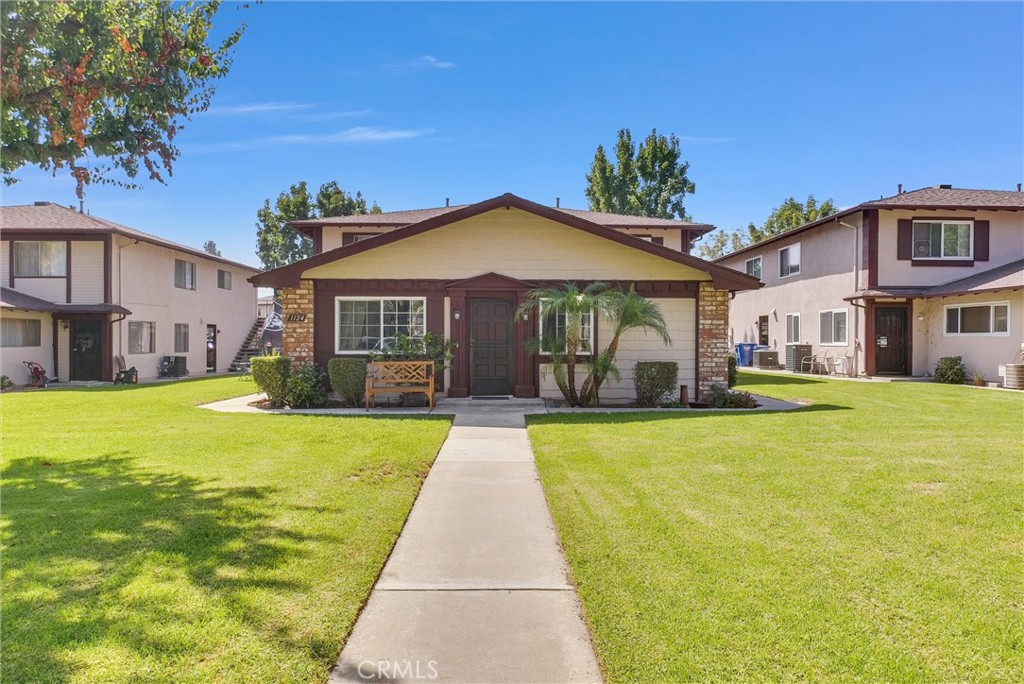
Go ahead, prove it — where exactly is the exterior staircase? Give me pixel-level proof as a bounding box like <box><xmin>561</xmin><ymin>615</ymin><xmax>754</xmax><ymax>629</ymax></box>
<box><xmin>229</xmin><ymin>317</ymin><xmax>265</xmax><ymax>372</ymax></box>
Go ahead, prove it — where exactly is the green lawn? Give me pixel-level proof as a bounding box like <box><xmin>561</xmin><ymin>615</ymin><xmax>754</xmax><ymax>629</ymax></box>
<box><xmin>1</xmin><ymin>377</ymin><xmax>450</xmax><ymax>684</ymax></box>
<box><xmin>529</xmin><ymin>372</ymin><xmax>1023</xmax><ymax>683</ymax></box>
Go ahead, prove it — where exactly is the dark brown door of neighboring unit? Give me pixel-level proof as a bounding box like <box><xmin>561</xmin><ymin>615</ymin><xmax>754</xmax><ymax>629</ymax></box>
<box><xmin>207</xmin><ymin>325</ymin><xmax>217</xmax><ymax>373</ymax></box>
<box><xmin>758</xmin><ymin>315</ymin><xmax>770</xmax><ymax>346</ymax></box>
<box><xmin>71</xmin><ymin>319</ymin><xmax>104</xmax><ymax>381</ymax></box>
<box><xmin>470</xmin><ymin>298</ymin><xmax>513</xmax><ymax>395</ymax></box>
<box><xmin>874</xmin><ymin>307</ymin><xmax>908</xmax><ymax>375</ymax></box>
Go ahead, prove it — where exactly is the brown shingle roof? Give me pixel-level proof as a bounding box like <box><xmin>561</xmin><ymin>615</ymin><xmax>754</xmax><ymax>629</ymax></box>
<box><xmin>865</xmin><ymin>186</ymin><xmax>1024</xmax><ymax>209</ymax></box>
<box><xmin>0</xmin><ymin>286</ymin><xmax>131</xmax><ymax>314</ymax></box>
<box><xmin>1</xmin><ymin>203</ymin><xmax>260</xmax><ymax>272</ymax></box>
<box><xmin>923</xmin><ymin>259</ymin><xmax>1023</xmax><ymax>298</ymax></box>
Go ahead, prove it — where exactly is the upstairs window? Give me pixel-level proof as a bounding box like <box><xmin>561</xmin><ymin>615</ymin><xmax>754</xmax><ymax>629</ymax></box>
<box><xmin>745</xmin><ymin>256</ymin><xmax>762</xmax><ymax>279</ymax></box>
<box><xmin>217</xmin><ymin>269</ymin><xmax>232</xmax><ymax>290</ymax></box>
<box><xmin>539</xmin><ymin>301</ymin><xmax>594</xmax><ymax>356</ymax></box>
<box><xmin>175</xmin><ymin>259</ymin><xmax>197</xmax><ymax>290</ymax></box>
<box><xmin>342</xmin><ymin>233</ymin><xmax>380</xmax><ymax>246</ymax></box>
<box><xmin>14</xmin><ymin>241</ymin><xmax>66</xmax><ymax>277</ymax></box>
<box><xmin>779</xmin><ymin>244</ymin><xmax>801</xmax><ymax>278</ymax></box>
<box><xmin>913</xmin><ymin>221</ymin><xmax>972</xmax><ymax>259</ymax></box>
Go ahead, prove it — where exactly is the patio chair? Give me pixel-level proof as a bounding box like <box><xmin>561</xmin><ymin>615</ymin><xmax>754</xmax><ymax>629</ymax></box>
<box><xmin>113</xmin><ymin>355</ymin><xmax>137</xmax><ymax>384</ymax></box>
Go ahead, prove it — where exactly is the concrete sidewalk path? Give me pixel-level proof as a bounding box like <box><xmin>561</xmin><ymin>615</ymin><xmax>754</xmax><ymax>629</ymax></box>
<box><xmin>328</xmin><ymin>410</ymin><xmax>602</xmax><ymax>684</ymax></box>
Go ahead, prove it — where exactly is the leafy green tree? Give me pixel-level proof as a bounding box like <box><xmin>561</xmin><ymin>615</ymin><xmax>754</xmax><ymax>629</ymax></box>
<box><xmin>697</xmin><ymin>229</ymin><xmax>748</xmax><ymax>260</ymax></box>
<box><xmin>256</xmin><ymin>181</ymin><xmax>381</xmax><ymax>270</ymax></box>
<box><xmin>579</xmin><ymin>286</ymin><xmax>670</xmax><ymax>406</ymax></box>
<box><xmin>585</xmin><ymin>128</ymin><xmax>695</xmax><ymax>221</ymax></box>
<box><xmin>1</xmin><ymin>0</ymin><xmax>246</xmax><ymax>198</ymax></box>
<box><xmin>746</xmin><ymin>195</ymin><xmax>836</xmax><ymax>244</ymax></box>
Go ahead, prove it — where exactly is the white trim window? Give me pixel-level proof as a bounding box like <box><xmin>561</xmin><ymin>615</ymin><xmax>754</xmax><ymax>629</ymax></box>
<box><xmin>745</xmin><ymin>256</ymin><xmax>762</xmax><ymax>279</ymax></box>
<box><xmin>174</xmin><ymin>259</ymin><xmax>197</xmax><ymax>290</ymax></box>
<box><xmin>14</xmin><ymin>241</ymin><xmax>66</xmax><ymax>277</ymax></box>
<box><xmin>914</xmin><ymin>221</ymin><xmax>972</xmax><ymax>259</ymax></box>
<box><xmin>785</xmin><ymin>313</ymin><xmax>801</xmax><ymax>344</ymax></box>
<box><xmin>944</xmin><ymin>302</ymin><xmax>1009</xmax><ymax>336</ymax></box>
<box><xmin>217</xmin><ymin>269</ymin><xmax>232</xmax><ymax>290</ymax></box>
<box><xmin>539</xmin><ymin>300</ymin><xmax>594</xmax><ymax>355</ymax></box>
<box><xmin>129</xmin><ymin>321</ymin><xmax>156</xmax><ymax>354</ymax></box>
<box><xmin>335</xmin><ymin>297</ymin><xmax>426</xmax><ymax>353</ymax></box>
<box><xmin>819</xmin><ymin>309</ymin><xmax>848</xmax><ymax>346</ymax></box>
<box><xmin>1</xmin><ymin>319</ymin><xmax>42</xmax><ymax>347</ymax></box>
<box><xmin>779</xmin><ymin>243</ymin><xmax>801</xmax><ymax>278</ymax></box>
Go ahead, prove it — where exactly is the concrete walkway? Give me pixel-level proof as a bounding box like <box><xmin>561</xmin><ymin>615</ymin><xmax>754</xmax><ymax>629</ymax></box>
<box><xmin>328</xmin><ymin>407</ymin><xmax>602</xmax><ymax>684</ymax></box>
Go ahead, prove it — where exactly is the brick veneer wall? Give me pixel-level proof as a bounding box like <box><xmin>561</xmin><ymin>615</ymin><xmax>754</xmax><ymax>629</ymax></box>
<box><xmin>282</xmin><ymin>279</ymin><xmax>314</xmax><ymax>363</ymax></box>
<box><xmin>697</xmin><ymin>281</ymin><xmax>730</xmax><ymax>398</ymax></box>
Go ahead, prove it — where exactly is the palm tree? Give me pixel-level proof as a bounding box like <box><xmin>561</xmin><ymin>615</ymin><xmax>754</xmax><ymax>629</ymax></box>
<box><xmin>517</xmin><ymin>282</ymin><xmax>611</xmax><ymax>406</ymax></box>
<box><xmin>579</xmin><ymin>286</ymin><xmax>671</xmax><ymax>406</ymax></box>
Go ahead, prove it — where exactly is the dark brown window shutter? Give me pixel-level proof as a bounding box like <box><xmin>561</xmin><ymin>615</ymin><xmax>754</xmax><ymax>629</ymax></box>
<box><xmin>896</xmin><ymin>219</ymin><xmax>913</xmax><ymax>260</ymax></box>
<box><xmin>974</xmin><ymin>220</ymin><xmax>990</xmax><ymax>261</ymax></box>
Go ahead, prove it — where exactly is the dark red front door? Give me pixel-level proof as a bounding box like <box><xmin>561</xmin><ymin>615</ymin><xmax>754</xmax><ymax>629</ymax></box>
<box><xmin>874</xmin><ymin>307</ymin><xmax>908</xmax><ymax>375</ymax></box>
<box><xmin>470</xmin><ymin>298</ymin><xmax>513</xmax><ymax>395</ymax></box>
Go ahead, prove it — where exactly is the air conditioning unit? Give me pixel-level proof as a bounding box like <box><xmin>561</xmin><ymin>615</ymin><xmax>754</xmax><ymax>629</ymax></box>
<box><xmin>785</xmin><ymin>344</ymin><xmax>812</xmax><ymax>371</ymax></box>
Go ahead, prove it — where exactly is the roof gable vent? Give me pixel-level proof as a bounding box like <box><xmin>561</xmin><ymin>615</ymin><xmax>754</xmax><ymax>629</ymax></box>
<box><xmin>937</xmin><ymin>184</ymin><xmax>953</xmax><ymax>189</ymax></box>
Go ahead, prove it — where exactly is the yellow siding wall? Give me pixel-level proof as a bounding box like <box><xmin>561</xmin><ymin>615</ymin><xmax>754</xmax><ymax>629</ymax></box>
<box><xmin>71</xmin><ymin>241</ymin><xmax>105</xmax><ymax>303</ymax></box>
<box><xmin>304</xmin><ymin>208</ymin><xmax>711</xmax><ymax>282</ymax></box>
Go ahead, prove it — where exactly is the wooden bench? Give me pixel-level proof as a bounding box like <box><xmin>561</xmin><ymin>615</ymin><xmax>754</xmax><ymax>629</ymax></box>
<box><xmin>365</xmin><ymin>360</ymin><xmax>435</xmax><ymax>409</ymax></box>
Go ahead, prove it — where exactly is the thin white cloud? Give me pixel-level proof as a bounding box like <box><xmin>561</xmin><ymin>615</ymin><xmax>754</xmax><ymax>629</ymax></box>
<box><xmin>206</xmin><ymin>102</ymin><xmax>315</xmax><ymax>116</ymax></box>
<box><xmin>190</xmin><ymin>126</ymin><xmax>435</xmax><ymax>152</ymax></box>
<box><xmin>299</xmin><ymin>108</ymin><xmax>374</xmax><ymax>122</ymax></box>
<box><xmin>378</xmin><ymin>55</ymin><xmax>457</xmax><ymax>75</ymax></box>
<box><xmin>417</xmin><ymin>55</ymin><xmax>455</xmax><ymax>69</ymax></box>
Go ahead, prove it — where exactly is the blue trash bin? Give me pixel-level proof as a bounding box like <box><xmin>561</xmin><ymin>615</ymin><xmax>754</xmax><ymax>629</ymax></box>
<box><xmin>735</xmin><ymin>343</ymin><xmax>757</xmax><ymax>367</ymax></box>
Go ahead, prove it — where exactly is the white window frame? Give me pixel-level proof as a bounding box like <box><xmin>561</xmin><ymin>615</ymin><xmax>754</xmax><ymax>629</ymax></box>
<box><xmin>13</xmin><ymin>241</ymin><xmax>67</xmax><ymax>277</ymax></box>
<box><xmin>912</xmin><ymin>220</ymin><xmax>973</xmax><ymax>260</ymax></box>
<box><xmin>334</xmin><ymin>297</ymin><xmax>427</xmax><ymax>355</ymax></box>
<box><xmin>943</xmin><ymin>301</ymin><xmax>1009</xmax><ymax>337</ymax></box>
<box><xmin>1</xmin><ymin>318</ymin><xmax>42</xmax><ymax>347</ymax></box>
<box><xmin>785</xmin><ymin>313</ymin><xmax>801</xmax><ymax>345</ymax></box>
<box><xmin>174</xmin><ymin>259</ymin><xmax>197</xmax><ymax>290</ymax></box>
<box><xmin>779</xmin><ymin>243</ymin><xmax>801</xmax><ymax>278</ymax></box>
<box><xmin>819</xmin><ymin>308</ymin><xmax>849</xmax><ymax>346</ymax></box>
<box><xmin>128</xmin><ymin>321</ymin><xmax>156</xmax><ymax>354</ymax></box>
<box><xmin>217</xmin><ymin>269</ymin><xmax>232</xmax><ymax>290</ymax></box>
<box><xmin>538</xmin><ymin>299</ymin><xmax>594</xmax><ymax>356</ymax></box>
<box><xmin>745</xmin><ymin>256</ymin><xmax>762</xmax><ymax>279</ymax></box>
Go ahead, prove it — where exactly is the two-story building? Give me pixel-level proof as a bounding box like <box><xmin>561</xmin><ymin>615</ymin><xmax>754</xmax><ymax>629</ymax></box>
<box><xmin>1</xmin><ymin>202</ymin><xmax>260</xmax><ymax>384</ymax></box>
<box><xmin>717</xmin><ymin>186</ymin><xmax>1024</xmax><ymax>382</ymax></box>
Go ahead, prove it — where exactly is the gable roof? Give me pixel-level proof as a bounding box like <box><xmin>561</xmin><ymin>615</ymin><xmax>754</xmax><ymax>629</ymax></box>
<box><xmin>1</xmin><ymin>203</ymin><xmax>260</xmax><ymax>272</ymax></box>
<box><xmin>290</xmin><ymin>202</ymin><xmax>714</xmax><ymax>233</ymax></box>
<box><xmin>1</xmin><ymin>286</ymin><xmax>131</xmax><ymax>315</ymax></box>
<box><xmin>715</xmin><ymin>185</ymin><xmax>1024</xmax><ymax>263</ymax></box>
<box><xmin>251</xmin><ymin>193</ymin><xmax>759</xmax><ymax>291</ymax></box>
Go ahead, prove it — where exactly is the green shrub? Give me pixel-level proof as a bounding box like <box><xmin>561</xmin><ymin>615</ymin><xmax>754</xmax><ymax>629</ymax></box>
<box><xmin>634</xmin><ymin>361</ymin><xmax>678</xmax><ymax>407</ymax></box>
<box><xmin>328</xmin><ymin>357</ymin><xmax>366</xmax><ymax>406</ymax></box>
<box><xmin>706</xmin><ymin>384</ymin><xmax>759</xmax><ymax>409</ymax></box>
<box><xmin>251</xmin><ymin>355</ymin><xmax>291</xmax><ymax>408</ymax></box>
<box><xmin>934</xmin><ymin>356</ymin><xmax>967</xmax><ymax>384</ymax></box>
<box><xmin>369</xmin><ymin>332</ymin><xmax>454</xmax><ymax>390</ymax></box>
<box><xmin>728</xmin><ymin>355</ymin><xmax>737</xmax><ymax>388</ymax></box>
<box><xmin>286</xmin><ymin>362</ymin><xmax>328</xmax><ymax>409</ymax></box>
<box><xmin>0</xmin><ymin>375</ymin><xmax>13</xmax><ymax>390</ymax></box>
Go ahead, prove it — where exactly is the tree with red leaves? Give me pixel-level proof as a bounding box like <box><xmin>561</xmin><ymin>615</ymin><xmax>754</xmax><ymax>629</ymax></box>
<box><xmin>1</xmin><ymin>1</ymin><xmax>247</xmax><ymax>199</ymax></box>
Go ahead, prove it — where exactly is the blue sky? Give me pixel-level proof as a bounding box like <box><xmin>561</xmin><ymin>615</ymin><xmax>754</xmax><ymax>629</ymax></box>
<box><xmin>4</xmin><ymin>1</ymin><xmax>1023</xmax><ymax>268</ymax></box>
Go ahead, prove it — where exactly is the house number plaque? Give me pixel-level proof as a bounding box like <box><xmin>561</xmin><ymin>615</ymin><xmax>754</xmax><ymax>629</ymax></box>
<box><xmin>286</xmin><ymin>313</ymin><xmax>308</xmax><ymax>322</ymax></box>
<box><xmin>878</xmin><ymin>336</ymin><xmax>888</xmax><ymax>347</ymax></box>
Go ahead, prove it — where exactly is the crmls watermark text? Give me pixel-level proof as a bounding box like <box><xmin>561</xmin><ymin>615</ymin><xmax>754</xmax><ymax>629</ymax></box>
<box><xmin>357</xmin><ymin>660</ymin><xmax>439</xmax><ymax>680</ymax></box>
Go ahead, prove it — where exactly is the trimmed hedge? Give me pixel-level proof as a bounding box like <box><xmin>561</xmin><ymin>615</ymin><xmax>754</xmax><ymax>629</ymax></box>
<box><xmin>634</xmin><ymin>361</ymin><xmax>678</xmax><ymax>407</ymax></box>
<box><xmin>328</xmin><ymin>357</ymin><xmax>367</xmax><ymax>406</ymax></box>
<box><xmin>934</xmin><ymin>356</ymin><xmax>967</xmax><ymax>384</ymax></box>
<box><xmin>251</xmin><ymin>356</ymin><xmax>291</xmax><ymax>408</ymax></box>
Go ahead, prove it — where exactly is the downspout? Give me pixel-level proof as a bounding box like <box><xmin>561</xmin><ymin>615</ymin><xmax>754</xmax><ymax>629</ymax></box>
<box><xmin>116</xmin><ymin>237</ymin><xmax>140</xmax><ymax>358</ymax></box>
<box><xmin>836</xmin><ymin>219</ymin><xmax>861</xmax><ymax>375</ymax></box>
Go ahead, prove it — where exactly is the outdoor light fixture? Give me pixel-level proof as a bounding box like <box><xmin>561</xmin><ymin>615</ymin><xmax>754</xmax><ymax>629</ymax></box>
<box><xmin>917</xmin><ymin>312</ymin><xmax>925</xmax><ymax>321</ymax></box>
<box><xmin>453</xmin><ymin>310</ymin><xmax>461</xmax><ymax>320</ymax></box>
<box><xmin>60</xmin><ymin>319</ymin><xmax>70</xmax><ymax>331</ymax></box>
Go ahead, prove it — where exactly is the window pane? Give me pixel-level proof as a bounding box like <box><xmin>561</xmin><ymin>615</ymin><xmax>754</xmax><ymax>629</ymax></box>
<box><xmin>337</xmin><ymin>300</ymin><xmax>382</xmax><ymax>351</ymax></box>
<box><xmin>14</xmin><ymin>241</ymin><xmax>66</xmax><ymax>276</ymax></box>
<box><xmin>959</xmin><ymin>306</ymin><xmax>991</xmax><ymax>333</ymax></box>
<box><xmin>129</xmin><ymin>322</ymin><xmax>155</xmax><ymax>353</ymax></box>
<box><xmin>787</xmin><ymin>314</ymin><xmax>800</xmax><ymax>343</ymax></box>
<box><xmin>833</xmin><ymin>311</ymin><xmax>847</xmax><ymax>344</ymax></box>
<box><xmin>945</xmin><ymin>308</ymin><xmax>960</xmax><ymax>334</ymax></box>
<box><xmin>218</xmin><ymin>270</ymin><xmax>231</xmax><ymax>289</ymax></box>
<box><xmin>819</xmin><ymin>312</ymin><xmax>832</xmax><ymax>344</ymax></box>
<box><xmin>994</xmin><ymin>305</ymin><xmax>1008</xmax><ymax>333</ymax></box>
<box><xmin>174</xmin><ymin>324</ymin><xmax>189</xmax><ymax>353</ymax></box>
<box><xmin>1</xmin><ymin>319</ymin><xmax>42</xmax><ymax>347</ymax></box>
<box><xmin>746</xmin><ymin>258</ymin><xmax>761</xmax><ymax>278</ymax></box>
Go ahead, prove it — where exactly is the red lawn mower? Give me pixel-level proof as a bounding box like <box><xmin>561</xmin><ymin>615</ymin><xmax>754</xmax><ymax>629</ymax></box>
<box><xmin>23</xmin><ymin>361</ymin><xmax>52</xmax><ymax>388</ymax></box>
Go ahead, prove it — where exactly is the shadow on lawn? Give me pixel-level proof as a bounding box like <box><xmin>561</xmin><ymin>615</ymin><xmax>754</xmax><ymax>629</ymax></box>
<box><xmin>1</xmin><ymin>455</ymin><xmax>306</xmax><ymax>683</ymax></box>
<box><xmin>529</xmin><ymin>403</ymin><xmax>850</xmax><ymax>425</ymax></box>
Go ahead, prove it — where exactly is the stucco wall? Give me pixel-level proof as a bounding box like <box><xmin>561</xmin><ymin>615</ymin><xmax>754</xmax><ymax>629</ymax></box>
<box><xmin>1</xmin><ymin>312</ymin><xmax>52</xmax><ymax>384</ymax></box>
<box><xmin>876</xmin><ymin>209</ymin><xmax>1024</xmax><ymax>287</ymax></box>
<box><xmin>913</xmin><ymin>291</ymin><xmax>1024</xmax><ymax>380</ymax></box>
<box><xmin>538</xmin><ymin>298</ymin><xmax>697</xmax><ymax>401</ymax></box>
<box><xmin>304</xmin><ymin>208</ymin><xmax>712</xmax><ymax>283</ymax></box>
<box><xmin>113</xmin><ymin>238</ymin><xmax>258</xmax><ymax>379</ymax></box>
